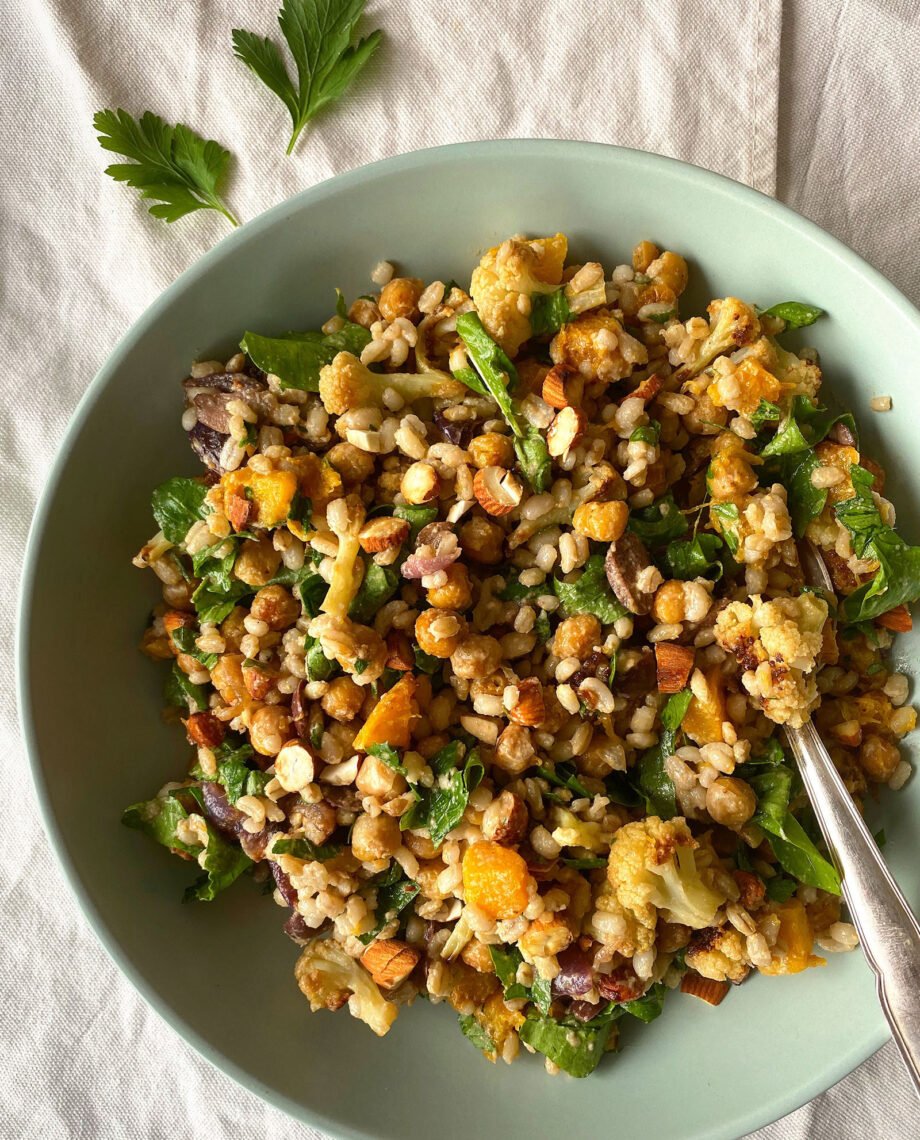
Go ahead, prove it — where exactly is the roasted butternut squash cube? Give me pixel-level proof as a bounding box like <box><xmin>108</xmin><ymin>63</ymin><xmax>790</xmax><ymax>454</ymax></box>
<box><xmin>352</xmin><ymin>674</ymin><xmax>419</xmax><ymax>752</ymax></box>
<box><xmin>682</xmin><ymin>668</ymin><xmax>727</xmax><ymax>745</ymax></box>
<box><xmin>221</xmin><ymin>468</ymin><xmax>298</xmax><ymax>529</ymax></box>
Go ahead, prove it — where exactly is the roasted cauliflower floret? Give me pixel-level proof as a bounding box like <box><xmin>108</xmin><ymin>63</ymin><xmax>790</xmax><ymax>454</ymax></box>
<box><xmin>295</xmin><ymin>939</ymin><xmax>398</xmax><ymax>1036</ymax></box>
<box><xmin>550</xmin><ymin>309</ymin><xmax>648</xmax><ymax>383</ymax></box>
<box><xmin>716</xmin><ymin>594</ymin><xmax>828</xmax><ymax>727</ymax></box>
<box><xmin>470</xmin><ymin>234</ymin><xmax>567</xmax><ymax>355</ymax></box>
<box><xmin>605</xmin><ymin>817</ymin><xmax>727</xmax><ymax>933</ymax></box>
<box><xmin>685</xmin><ymin>924</ymin><xmax>750</xmax><ymax>983</ymax></box>
<box><xmin>771</xmin><ymin>341</ymin><xmax>822</xmax><ymax>401</ymax></box>
<box><xmin>708</xmin><ymin>357</ymin><xmax>784</xmax><ymax>419</ymax></box>
<box><xmin>318</xmin><ymin>351</ymin><xmax>464</xmax><ymax>415</ymax></box>
<box><xmin>676</xmin><ymin>297</ymin><xmax>761</xmax><ymax>379</ymax></box>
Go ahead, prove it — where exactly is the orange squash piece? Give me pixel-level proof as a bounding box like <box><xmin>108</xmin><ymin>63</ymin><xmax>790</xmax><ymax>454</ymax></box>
<box><xmin>352</xmin><ymin>674</ymin><xmax>418</xmax><ymax>752</ymax></box>
<box><xmin>462</xmin><ymin>842</ymin><xmax>532</xmax><ymax>920</ymax></box>
<box><xmin>221</xmin><ymin>468</ymin><xmax>298</xmax><ymax>529</ymax></box>
<box><xmin>681</xmin><ymin>667</ymin><xmax>727</xmax><ymax>745</ymax></box>
<box><xmin>709</xmin><ymin>357</ymin><xmax>783</xmax><ymax>418</ymax></box>
<box><xmin>759</xmin><ymin>900</ymin><xmax>824</xmax><ymax>975</ymax></box>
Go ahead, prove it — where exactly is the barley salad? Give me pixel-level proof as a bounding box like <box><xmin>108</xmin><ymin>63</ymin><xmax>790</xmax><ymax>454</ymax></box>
<box><xmin>126</xmin><ymin>233</ymin><xmax>918</xmax><ymax>1078</ymax></box>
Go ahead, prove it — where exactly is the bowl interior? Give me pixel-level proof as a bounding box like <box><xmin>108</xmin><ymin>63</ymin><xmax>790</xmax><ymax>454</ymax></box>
<box><xmin>19</xmin><ymin>141</ymin><xmax>920</xmax><ymax>1140</ymax></box>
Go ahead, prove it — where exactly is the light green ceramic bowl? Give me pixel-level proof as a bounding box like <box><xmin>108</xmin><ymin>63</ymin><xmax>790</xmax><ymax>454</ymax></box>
<box><xmin>18</xmin><ymin>141</ymin><xmax>920</xmax><ymax>1139</ymax></box>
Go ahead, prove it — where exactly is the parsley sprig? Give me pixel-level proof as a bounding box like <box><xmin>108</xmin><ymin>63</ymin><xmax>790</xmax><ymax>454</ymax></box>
<box><xmin>93</xmin><ymin>110</ymin><xmax>239</xmax><ymax>227</ymax></box>
<box><xmin>233</xmin><ymin>0</ymin><xmax>382</xmax><ymax>156</ymax></box>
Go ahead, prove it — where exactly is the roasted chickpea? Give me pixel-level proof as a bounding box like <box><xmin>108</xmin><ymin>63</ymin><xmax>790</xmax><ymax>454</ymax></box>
<box><xmin>468</xmin><ymin>432</ymin><xmax>515</xmax><ymax>470</ymax></box>
<box><xmin>492</xmin><ymin>725</ymin><xmax>536</xmax><ymax>775</ymax></box>
<box><xmin>427</xmin><ymin>563</ymin><xmax>473</xmax><ymax>611</ymax></box>
<box><xmin>481</xmin><ymin>790</ymin><xmax>528</xmax><ymax>845</ymax></box>
<box><xmin>234</xmin><ymin>536</ymin><xmax>282</xmax><ymax>587</ymax></box>
<box><xmin>348</xmin><ymin>297</ymin><xmax>383</xmax><ymax>329</ymax></box>
<box><xmin>139</xmin><ymin>627</ymin><xmax>174</xmax><ymax>661</ymax></box>
<box><xmin>378</xmin><ymin>276</ymin><xmax>424</xmax><ymax>322</ymax></box>
<box><xmin>417</xmin><ymin>732</ymin><xmax>451</xmax><ymax>759</ymax></box>
<box><xmin>326</xmin><ymin>441</ymin><xmax>376</xmax><ymax>485</ymax></box>
<box><xmin>632</xmin><ymin>240</ymin><xmax>659</xmax><ymax>273</ymax></box>
<box><xmin>249</xmin><ymin>705</ymin><xmax>291</xmax><ymax>756</ymax></box>
<box><xmin>250</xmin><ymin>584</ymin><xmax>300</xmax><ymax>630</ymax></box>
<box><xmin>459</xmin><ymin>516</ymin><xmax>505</xmax><ymax>564</ymax></box>
<box><xmin>376</xmin><ymin>470</ymin><xmax>406</xmax><ymax>503</ymax></box>
<box><xmin>858</xmin><ymin>733</ymin><xmax>901</xmax><ymax>782</ymax></box>
<box><xmin>402</xmin><ymin>830</ymin><xmax>438</xmax><ymax>860</ymax></box>
<box><xmin>705</xmin><ymin>777</ymin><xmax>757</xmax><ymax>830</ymax></box>
<box><xmin>242</xmin><ymin>662</ymin><xmax>275</xmax><ymax>700</ymax></box>
<box><xmin>415</xmin><ymin>608</ymin><xmax>468</xmax><ymax>658</ymax></box>
<box><xmin>449</xmin><ymin>634</ymin><xmax>503</xmax><ymax>680</ymax></box>
<box><xmin>552</xmin><ymin>614</ymin><xmax>601</xmax><ymax>661</ymax></box>
<box><xmin>321</xmin><ymin>676</ymin><xmax>366</xmax><ymax>722</ymax></box>
<box><xmin>356</xmin><ymin>753</ymin><xmax>407</xmax><ymax>798</ymax></box>
<box><xmin>652</xmin><ymin>580</ymin><xmax>687</xmax><ymax>625</ymax></box>
<box><xmin>401</xmin><ymin>461</ymin><xmax>440</xmax><ymax>505</ymax></box>
<box><xmin>351</xmin><ymin>812</ymin><xmax>401</xmax><ymax>862</ymax></box>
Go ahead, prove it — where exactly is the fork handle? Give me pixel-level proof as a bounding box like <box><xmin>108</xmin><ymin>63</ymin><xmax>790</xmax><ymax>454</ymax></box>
<box><xmin>785</xmin><ymin>719</ymin><xmax>920</xmax><ymax>1096</ymax></box>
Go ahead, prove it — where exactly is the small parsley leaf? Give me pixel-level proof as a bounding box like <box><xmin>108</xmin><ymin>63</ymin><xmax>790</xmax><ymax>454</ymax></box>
<box><xmin>233</xmin><ymin>0</ymin><xmax>383</xmax><ymax>156</ymax></box>
<box><xmin>94</xmin><ymin>109</ymin><xmax>238</xmax><ymax>226</ymax></box>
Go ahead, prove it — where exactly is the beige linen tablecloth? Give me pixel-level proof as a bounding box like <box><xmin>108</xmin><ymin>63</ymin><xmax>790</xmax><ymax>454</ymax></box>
<box><xmin>1</xmin><ymin>0</ymin><xmax>918</xmax><ymax>1135</ymax></box>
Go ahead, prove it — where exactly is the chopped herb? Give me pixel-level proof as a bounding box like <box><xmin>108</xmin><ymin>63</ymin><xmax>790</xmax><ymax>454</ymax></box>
<box><xmin>836</xmin><ymin>464</ymin><xmax>920</xmax><ymax>622</ymax></box>
<box><xmin>760</xmin><ymin>395</ymin><xmax>855</xmax><ymax>459</ymax></box>
<box><xmin>554</xmin><ymin>554</ymin><xmax>628</xmax><ymax>623</ymax></box>
<box><xmin>304</xmin><ymin>635</ymin><xmax>338</xmax><ymax>681</ymax></box>
<box><xmin>457</xmin><ymin>1013</ymin><xmax>495</xmax><ymax>1055</ymax></box>
<box><xmin>562</xmin><ymin>855</ymin><xmax>608</xmax><ymax>870</ymax></box>
<box><xmin>94</xmin><ymin>109</ymin><xmax>238</xmax><ymax>227</ymax></box>
<box><xmin>358</xmin><ymin>862</ymin><xmax>420</xmax><ymax>944</ymax></box>
<box><xmin>764</xmin><ymin>876</ymin><xmax>797</xmax><ymax>902</ymax></box>
<box><xmin>151</xmin><ymin>477</ymin><xmax>209</xmax><ymax>545</ymax></box>
<box><xmin>400</xmin><ymin>746</ymin><xmax>483</xmax><ymax>846</ymax></box>
<box><xmin>530</xmin><ymin>289</ymin><xmax>572</xmax><ymax>336</ymax></box>
<box><xmin>662</xmin><ymin>533</ymin><xmax>724</xmax><ymax>581</ymax></box>
<box><xmin>710</xmin><ymin>501</ymin><xmax>740</xmax><ymax>554</ymax></box>
<box><xmin>413</xmin><ymin>644</ymin><xmax>442</xmax><ymax>675</ymax></box>
<box><xmin>622</xmin><ymin>981</ymin><xmax>667</xmax><ymax>1023</ymax></box>
<box><xmin>349</xmin><ymin>562</ymin><xmax>399</xmax><ymax>624</ymax></box>
<box><xmin>629</xmin><ymin>420</ymin><xmax>661</xmax><ymax>446</ymax></box>
<box><xmin>169</xmin><ymin>625</ymin><xmax>218</xmax><ymax>670</ymax></box>
<box><xmin>535</xmin><ymin>763</ymin><xmax>591</xmax><ymax>799</ymax></box>
<box><xmin>750</xmin><ymin>398</ymin><xmax>781</xmax><ymax>428</ymax></box>
<box><xmin>628</xmin><ymin>493</ymin><xmax>689</xmax><ymax>546</ymax></box>
<box><xmin>232</xmin><ymin>0</ymin><xmax>382</xmax><ymax>155</ymax></box>
<box><xmin>534</xmin><ymin>609</ymin><xmax>552</xmax><ymax>644</ymax></box>
<box><xmin>164</xmin><ymin>662</ymin><xmax>207</xmax><ymax>712</ymax></box>
<box><xmin>368</xmin><ymin>742</ymin><xmax>407</xmax><ymax>775</ymax></box>
<box><xmin>273</xmin><ymin>836</ymin><xmax>342</xmax><ymax>862</ymax></box>
<box><xmin>353</xmin><ymin>657</ymin><xmax>369</xmax><ymax>675</ymax></box>
<box><xmin>631</xmin><ymin>690</ymin><xmax>692</xmax><ymax>818</ymax></box>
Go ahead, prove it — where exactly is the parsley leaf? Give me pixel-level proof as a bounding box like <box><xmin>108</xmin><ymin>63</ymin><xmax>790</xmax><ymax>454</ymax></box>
<box><xmin>631</xmin><ymin>690</ymin><xmax>692</xmax><ymax>818</ymax></box>
<box><xmin>273</xmin><ymin>836</ymin><xmax>342</xmax><ymax>861</ymax></box>
<box><xmin>553</xmin><ymin>554</ymin><xmax>628</xmax><ymax>623</ymax></box>
<box><xmin>232</xmin><ymin>0</ymin><xmax>382</xmax><ymax>156</ymax></box>
<box><xmin>519</xmin><ymin>1013</ymin><xmax>611</xmax><ymax>1078</ymax></box>
<box><xmin>530</xmin><ymin>289</ymin><xmax>572</xmax><ymax>336</ymax></box>
<box><xmin>458</xmin><ymin>1013</ymin><xmax>496</xmax><ymax>1056</ymax></box>
<box><xmin>151</xmin><ymin>477</ymin><xmax>209</xmax><ymax>545</ymax></box>
<box><xmin>94</xmin><ymin>109</ymin><xmax>238</xmax><ymax>226</ymax></box>
<box><xmin>628</xmin><ymin>493</ymin><xmax>689</xmax><ymax>546</ymax></box>
<box><xmin>358</xmin><ymin>862</ymin><xmax>420</xmax><ymax>944</ymax></box>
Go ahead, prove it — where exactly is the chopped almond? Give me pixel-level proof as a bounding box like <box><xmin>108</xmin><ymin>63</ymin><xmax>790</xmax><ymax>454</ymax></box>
<box><xmin>385</xmin><ymin>629</ymin><xmax>415</xmax><ymax>672</ymax></box>
<box><xmin>546</xmin><ymin>406</ymin><xmax>586</xmax><ymax>458</ymax></box>
<box><xmin>360</xmin><ymin>939</ymin><xmax>421</xmax><ymax>989</ymax></box>
<box><xmin>680</xmin><ymin>973</ymin><xmax>730</xmax><ymax>1005</ymax></box>
<box><xmin>541</xmin><ymin>363</ymin><xmax>581</xmax><ymax>409</ymax></box>
<box><xmin>876</xmin><ymin>605</ymin><xmax>913</xmax><ymax>633</ymax></box>
<box><xmin>655</xmin><ymin>642</ymin><xmax>695</xmax><ymax>693</ymax></box>
<box><xmin>633</xmin><ymin>373</ymin><xmax>663</xmax><ymax>402</ymax></box>
<box><xmin>473</xmin><ymin>466</ymin><xmax>523</xmax><ymax>516</ymax></box>
<box><xmin>507</xmin><ymin>677</ymin><xmax>546</xmax><ymax>727</ymax></box>
<box><xmin>359</xmin><ymin>516</ymin><xmax>410</xmax><ymax>554</ymax></box>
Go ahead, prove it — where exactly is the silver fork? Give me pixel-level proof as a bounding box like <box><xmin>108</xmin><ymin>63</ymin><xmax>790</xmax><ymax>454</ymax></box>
<box><xmin>784</xmin><ymin>541</ymin><xmax>920</xmax><ymax>1094</ymax></box>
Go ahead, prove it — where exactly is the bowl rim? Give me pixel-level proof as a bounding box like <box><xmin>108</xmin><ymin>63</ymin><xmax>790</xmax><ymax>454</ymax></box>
<box><xmin>17</xmin><ymin>137</ymin><xmax>918</xmax><ymax>1139</ymax></box>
